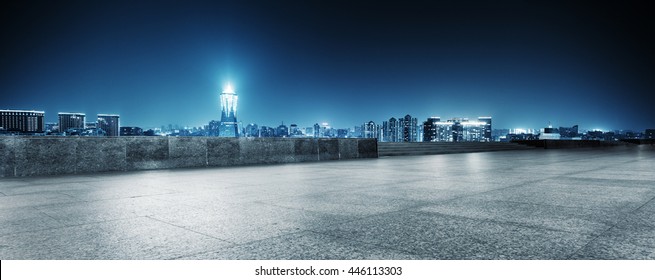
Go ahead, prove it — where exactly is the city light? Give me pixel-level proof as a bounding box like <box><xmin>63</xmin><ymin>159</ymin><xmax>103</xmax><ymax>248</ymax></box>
<box><xmin>223</xmin><ymin>83</ymin><xmax>235</xmax><ymax>94</ymax></box>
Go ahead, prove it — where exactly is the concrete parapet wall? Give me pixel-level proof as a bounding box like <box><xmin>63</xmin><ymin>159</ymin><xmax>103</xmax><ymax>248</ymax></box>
<box><xmin>0</xmin><ymin>137</ymin><xmax>378</xmax><ymax>177</ymax></box>
<box><xmin>378</xmin><ymin>142</ymin><xmax>534</xmax><ymax>156</ymax></box>
<box><xmin>512</xmin><ymin>140</ymin><xmax>630</xmax><ymax>148</ymax></box>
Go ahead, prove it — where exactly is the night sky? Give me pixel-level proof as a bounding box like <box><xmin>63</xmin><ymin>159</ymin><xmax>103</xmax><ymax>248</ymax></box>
<box><xmin>1</xmin><ymin>0</ymin><xmax>653</xmax><ymax>131</ymax></box>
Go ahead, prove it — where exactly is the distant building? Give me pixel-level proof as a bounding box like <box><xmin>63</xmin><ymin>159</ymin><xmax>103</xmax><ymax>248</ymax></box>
<box><xmin>0</xmin><ymin>109</ymin><xmax>45</xmax><ymax>134</ymax></box>
<box><xmin>422</xmin><ymin>117</ymin><xmax>492</xmax><ymax>142</ymax></box>
<box><xmin>85</xmin><ymin>122</ymin><xmax>97</xmax><ymax>129</ymax></box>
<box><xmin>539</xmin><ymin>125</ymin><xmax>560</xmax><ymax>140</ymax></box>
<box><xmin>260</xmin><ymin>126</ymin><xmax>274</xmax><ymax>137</ymax></box>
<box><xmin>120</xmin><ymin>126</ymin><xmax>143</xmax><ymax>136</ymax></box>
<box><xmin>363</xmin><ymin>121</ymin><xmax>378</xmax><ymax>139</ymax></box>
<box><xmin>646</xmin><ymin>129</ymin><xmax>655</xmax><ymax>139</ymax></box>
<box><xmin>219</xmin><ymin>84</ymin><xmax>239</xmax><ymax>137</ymax></box>
<box><xmin>559</xmin><ymin>125</ymin><xmax>579</xmax><ymax>139</ymax></box>
<box><xmin>422</xmin><ymin>117</ymin><xmax>440</xmax><ymax>142</ymax></box>
<box><xmin>479</xmin><ymin>117</ymin><xmax>492</xmax><ymax>142</ymax></box>
<box><xmin>58</xmin><ymin>112</ymin><xmax>86</xmax><ymax>135</ymax></box>
<box><xmin>97</xmin><ymin>114</ymin><xmax>120</xmax><ymax>136</ymax></box>
<box><xmin>289</xmin><ymin>124</ymin><xmax>299</xmax><ymax>136</ymax></box>
<box><xmin>400</xmin><ymin>114</ymin><xmax>418</xmax><ymax>142</ymax></box>
<box><xmin>382</xmin><ymin>117</ymin><xmax>400</xmax><ymax>142</ymax></box>
<box><xmin>45</xmin><ymin>122</ymin><xmax>58</xmax><ymax>133</ymax></box>
<box><xmin>313</xmin><ymin>123</ymin><xmax>320</xmax><ymax>138</ymax></box>
<box><xmin>245</xmin><ymin>123</ymin><xmax>259</xmax><ymax>137</ymax></box>
<box><xmin>276</xmin><ymin>124</ymin><xmax>289</xmax><ymax>137</ymax></box>
<box><xmin>353</xmin><ymin>125</ymin><xmax>363</xmax><ymax>138</ymax></box>
<box><xmin>207</xmin><ymin>120</ymin><xmax>220</xmax><ymax>136</ymax></box>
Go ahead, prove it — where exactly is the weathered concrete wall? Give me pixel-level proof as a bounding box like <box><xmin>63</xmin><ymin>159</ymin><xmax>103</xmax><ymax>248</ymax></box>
<box><xmin>0</xmin><ymin>137</ymin><xmax>378</xmax><ymax>177</ymax></box>
<box><xmin>512</xmin><ymin>140</ymin><xmax>630</xmax><ymax>149</ymax></box>
<box><xmin>378</xmin><ymin>142</ymin><xmax>533</xmax><ymax>156</ymax></box>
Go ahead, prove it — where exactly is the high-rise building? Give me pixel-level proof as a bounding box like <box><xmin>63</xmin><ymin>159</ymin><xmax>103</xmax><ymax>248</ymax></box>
<box><xmin>0</xmin><ymin>110</ymin><xmax>45</xmax><ymax>134</ymax></box>
<box><xmin>479</xmin><ymin>117</ymin><xmax>492</xmax><ymax>142</ymax></box>
<box><xmin>97</xmin><ymin>114</ymin><xmax>120</xmax><ymax>136</ymax></box>
<box><xmin>363</xmin><ymin>121</ymin><xmax>378</xmax><ymax>139</ymax></box>
<box><xmin>58</xmin><ymin>112</ymin><xmax>86</xmax><ymax>134</ymax></box>
<box><xmin>219</xmin><ymin>83</ymin><xmax>239</xmax><ymax>137</ymax></box>
<box><xmin>423</xmin><ymin>117</ymin><xmax>440</xmax><ymax>142</ymax></box>
<box><xmin>424</xmin><ymin>117</ymin><xmax>492</xmax><ymax>142</ymax></box>
<box><xmin>382</xmin><ymin>117</ymin><xmax>400</xmax><ymax>142</ymax></box>
<box><xmin>313</xmin><ymin>123</ymin><xmax>320</xmax><ymax>138</ymax></box>
<box><xmin>276</xmin><ymin>124</ymin><xmax>289</xmax><ymax>137</ymax></box>
<box><xmin>400</xmin><ymin>114</ymin><xmax>418</xmax><ymax>142</ymax></box>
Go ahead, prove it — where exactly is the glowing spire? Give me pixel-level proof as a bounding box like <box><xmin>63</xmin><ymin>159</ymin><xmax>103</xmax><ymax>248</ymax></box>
<box><xmin>223</xmin><ymin>83</ymin><xmax>235</xmax><ymax>94</ymax></box>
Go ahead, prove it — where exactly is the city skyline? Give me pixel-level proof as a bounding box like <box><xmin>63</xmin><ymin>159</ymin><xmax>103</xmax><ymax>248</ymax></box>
<box><xmin>1</xmin><ymin>0</ymin><xmax>654</xmax><ymax>130</ymax></box>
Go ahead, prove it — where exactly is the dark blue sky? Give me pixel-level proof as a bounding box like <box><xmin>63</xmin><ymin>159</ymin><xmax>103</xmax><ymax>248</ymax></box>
<box><xmin>1</xmin><ymin>0</ymin><xmax>653</xmax><ymax>130</ymax></box>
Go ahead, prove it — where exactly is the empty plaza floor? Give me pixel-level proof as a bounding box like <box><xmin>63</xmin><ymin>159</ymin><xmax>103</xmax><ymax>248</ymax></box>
<box><xmin>0</xmin><ymin>146</ymin><xmax>654</xmax><ymax>260</ymax></box>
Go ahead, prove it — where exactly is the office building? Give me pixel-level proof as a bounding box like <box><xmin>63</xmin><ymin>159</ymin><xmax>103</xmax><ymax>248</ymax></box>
<box><xmin>219</xmin><ymin>83</ymin><xmax>239</xmax><ymax>137</ymax></box>
<box><xmin>0</xmin><ymin>109</ymin><xmax>45</xmax><ymax>134</ymax></box>
<box><xmin>58</xmin><ymin>112</ymin><xmax>86</xmax><ymax>134</ymax></box>
<box><xmin>97</xmin><ymin>114</ymin><xmax>120</xmax><ymax>136</ymax></box>
<box><xmin>479</xmin><ymin>117</ymin><xmax>492</xmax><ymax>142</ymax></box>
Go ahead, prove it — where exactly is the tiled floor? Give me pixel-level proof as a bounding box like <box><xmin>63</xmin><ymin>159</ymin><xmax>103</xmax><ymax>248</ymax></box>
<box><xmin>1</xmin><ymin>145</ymin><xmax>654</xmax><ymax>259</ymax></box>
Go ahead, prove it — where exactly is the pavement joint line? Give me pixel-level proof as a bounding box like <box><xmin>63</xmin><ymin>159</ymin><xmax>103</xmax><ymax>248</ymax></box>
<box><xmin>629</xmin><ymin>195</ymin><xmax>655</xmax><ymax>213</ymax></box>
<box><xmin>451</xmin><ymin>197</ymin><xmax>637</xmax><ymax>214</ymax></box>
<box><xmin>408</xmin><ymin>207</ymin><xmax>606</xmax><ymax>237</ymax></box>
<box><xmin>304</xmin><ymin>228</ymin><xmax>426</xmax><ymax>258</ymax></box>
<box><xmin>565</xmin><ymin>224</ymin><xmax>618</xmax><ymax>260</ymax></box>
<box><xmin>0</xmin><ymin>216</ymin><xmax>144</xmax><ymax>238</ymax></box>
<box><xmin>143</xmin><ymin>215</ymin><xmax>236</xmax><ymax>245</ymax></box>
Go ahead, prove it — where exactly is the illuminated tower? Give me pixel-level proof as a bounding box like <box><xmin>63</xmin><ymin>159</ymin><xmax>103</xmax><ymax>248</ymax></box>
<box><xmin>219</xmin><ymin>83</ymin><xmax>239</xmax><ymax>137</ymax></box>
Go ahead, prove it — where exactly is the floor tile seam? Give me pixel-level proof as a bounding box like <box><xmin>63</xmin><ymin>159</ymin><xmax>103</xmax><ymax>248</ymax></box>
<box><xmin>404</xmin><ymin>209</ymin><xmax>601</xmax><ymax>236</ymax></box>
<box><xmin>68</xmin><ymin>191</ymin><xmax>184</xmax><ymax>203</ymax></box>
<box><xmin>630</xmin><ymin>195</ymin><xmax>655</xmax><ymax>213</ymax></box>
<box><xmin>28</xmin><ymin>195</ymin><xmax>184</xmax><ymax>210</ymax></box>
<box><xmin>247</xmin><ymin>201</ymin><xmax>363</xmax><ymax>223</ymax></box>
<box><xmin>0</xmin><ymin>190</ymin><xmax>83</xmax><ymax>199</ymax></box>
<box><xmin>564</xmin><ymin>225</ymin><xmax>618</xmax><ymax>260</ymax></box>
<box><xmin>170</xmin><ymin>228</ymin><xmax>348</xmax><ymax>259</ymax></box>
<box><xmin>0</xmin><ymin>216</ymin><xmax>149</xmax><ymax>238</ymax></box>
<box><xmin>450</xmin><ymin>197</ymin><xmax>645</xmax><ymax>214</ymax></box>
<box><xmin>32</xmin><ymin>206</ymin><xmax>68</xmax><ymax>226</ymax></box>
<box><xmin>143</xmin><ymin>215</ymin><xmax>237</xmax><ymax>245</ymax></box>
<box><xmin>461</xmin><ymin>198</ymin><xmax>640</xmax><ymax>213</ymax></box>
<box><xmin>428</xmin><ymin>176</ymin><xmax>561</xmax><ymax>203</ymax></box>
<box><xmin>557</xmin><ymin>176</ymin><xmax>655</xmax><ymax>184</ymax></box>
<box><xmin>304</xmin><ymin>229</ymin><xmax>429</xmax><ymax>258</ymax></box>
